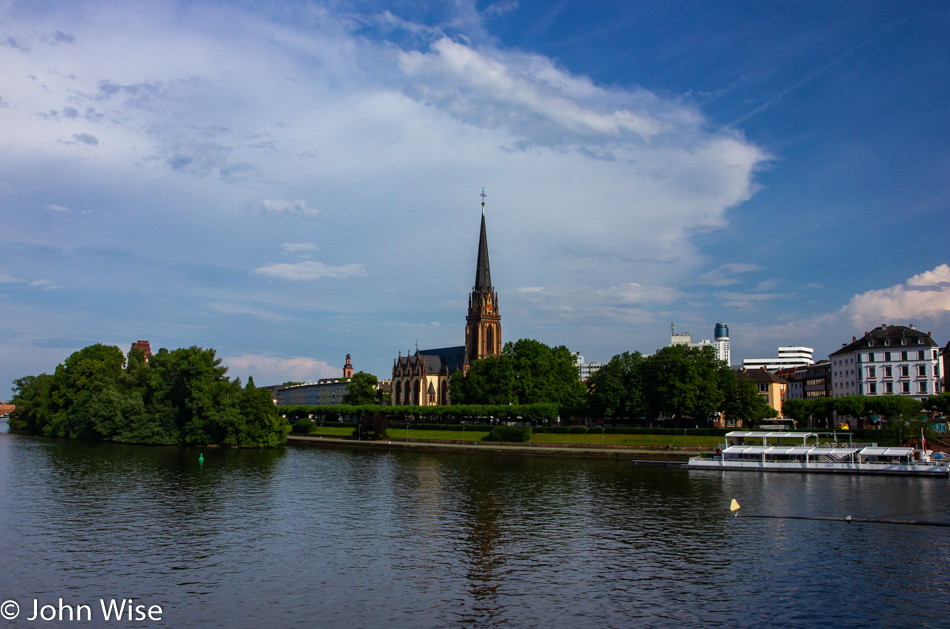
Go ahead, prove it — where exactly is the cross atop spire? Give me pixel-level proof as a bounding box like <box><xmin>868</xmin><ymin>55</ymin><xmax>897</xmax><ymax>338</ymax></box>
<box><xmin>480</xmin><ymin>187</ymin><xmax>486</xmax><ymax>215</ymax></box>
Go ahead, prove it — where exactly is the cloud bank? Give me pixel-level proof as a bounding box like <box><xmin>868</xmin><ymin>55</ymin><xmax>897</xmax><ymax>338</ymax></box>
<box><xmin>0</xmin><ymin>0</ymin><xmax>773</xmax><ymax>385</ymax></box>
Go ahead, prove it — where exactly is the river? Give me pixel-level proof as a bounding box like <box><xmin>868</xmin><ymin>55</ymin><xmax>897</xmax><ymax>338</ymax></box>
<box><xmin>1</xmin><ymin>422</ymin><xmax>949</xmax><ymax>627</ymax></box>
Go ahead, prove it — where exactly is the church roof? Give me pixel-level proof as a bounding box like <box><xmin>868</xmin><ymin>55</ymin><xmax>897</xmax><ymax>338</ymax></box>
<box><xmin>395</xmin><ymin>346</ymin><xmax>466</xmax><ymax>375</ymax></box>
<box><xmin>421</xmin><ymin>346</ymin><xmax>466</xmax><ymax>373</ymax></box>
<box><xmin>474</xmin><ymin>212</ymin><xmax>492</xmax><ymax>290</ymax></box>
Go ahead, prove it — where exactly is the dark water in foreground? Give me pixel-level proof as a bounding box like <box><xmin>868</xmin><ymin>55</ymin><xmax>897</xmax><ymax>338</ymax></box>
<box><xmin>1</xmin><ymin>423</ymin><xmax>949</xmax><ymax>628</ymax></box>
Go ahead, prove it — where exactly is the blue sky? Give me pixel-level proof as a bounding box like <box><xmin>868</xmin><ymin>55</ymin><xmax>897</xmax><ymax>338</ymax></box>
<box><xmin>2</xmin><ymin>0</ymin><xmax>949</xmax><ymax>392</ymax></box>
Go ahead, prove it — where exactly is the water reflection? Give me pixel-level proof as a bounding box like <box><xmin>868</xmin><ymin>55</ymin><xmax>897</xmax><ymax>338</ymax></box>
<box><xmin>2</xmin><ymin>427</ymin><xmax>950</xmax><ymax>628</ymax></box>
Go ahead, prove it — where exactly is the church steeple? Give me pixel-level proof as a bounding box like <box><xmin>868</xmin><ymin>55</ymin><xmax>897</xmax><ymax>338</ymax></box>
<box><xmin>475</xmin><ymin>214</ymin><xmax>492</xmax><ymax>290</ymax></box>
<box><xmin>465</xmin><ymin>189</ymin><xmax>501</xmax><ymax>365</ymax></box>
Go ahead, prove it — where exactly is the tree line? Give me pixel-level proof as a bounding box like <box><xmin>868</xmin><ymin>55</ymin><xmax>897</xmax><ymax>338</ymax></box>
<box><xmin>585</xmin><ymin>344</ymin><xmax>776</xmax><ymax>424</ymax></box>
<box><xmin>10</xmin><ymin>344</ymin><xmax>288</xmax><ymax>446</ymax></box>
<box><xmin>784</xmin><ymin>393</ymin><xmax>950</xmax><ymax>426</ymax></box>
<box><xmin>449</xmin><ymin>340</ymin><xmax>777</xmax><ymax>425</ymax></box>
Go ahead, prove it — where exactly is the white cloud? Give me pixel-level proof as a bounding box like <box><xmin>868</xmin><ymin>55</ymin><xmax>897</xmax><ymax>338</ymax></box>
<box><xmin>698</xmin><ymin>263</ymin><xmax>762</xmax><ymax>287</ymax></box>
<box><xmin>281</xmin><ymin>242</ymin><xmax>319</xmax><ymax>255</ymax></box>
<box><xmin>261</xmin><ymin>199</ymin><xmax>318</xmax><ymax>217</ymax></box>
<box><xmin>484</xmin><ymin>1</ymin><xmax>519</xmax><ymax>18</ymax></box>
<box><xmin>398</xmin><ymin>37</ymin><xmax>666</xmax><ymax>141</ymax></box>
<box><xmin>719</xmin><ymin>291</ymin><xmax>779</xmax><ymax>310</ymax></box>
<box><xmin>0</xmin><ymin>1</ymin><xmax>772</xmax><ymax>388</ymax></box>
<box><xmin>0</xmin><ymin>272</ymin><xmax>20</xmax><ymax>283</ymax></box>
<box><xmin>842</xmin><ymin>264</ymin><xmax>950</xmax><ymax>329</ymax></box>
<box><xmin>208</xmin><ymin>302</ymin><xmax>289</xmax><ymax>323</ymax></box>
<box><xmin>599</xmin><ymin>282</ymin><xmax>681</xmax><ymax>305</ymax></box>
<box><xmin>224</xmin><ymin>353</ymin><xmax>341</xmax><ymax>384</ymax></box>
<box><xmin>46</xmin><ymin>203</ymin><xmax>70</xmax><ymax>212</ymax></box>
<box><xmin>736</xmin><ymin>265</ymin><xmax>950</xmax><ymax>362</ymax></box>
<box><xmin>29</xmin><ymin>279</ymin><xmax>61</xmax><ymax>289</ymax></box>
<box><xmin>253</xmin><ymin>261</ymin><xmax>367</xmax><ymax>281</ymax></box>
<box><xmin>906</xmin><ymin>264</ymin><xmax>950</xmax><ymax>287</ymax></box>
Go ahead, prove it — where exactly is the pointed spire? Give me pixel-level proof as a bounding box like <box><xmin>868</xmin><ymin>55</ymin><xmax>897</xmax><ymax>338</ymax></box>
<box><xmin>474</xmin><ymin>189</ymin><xmax>492</xmax><ymax>290</ymax></box>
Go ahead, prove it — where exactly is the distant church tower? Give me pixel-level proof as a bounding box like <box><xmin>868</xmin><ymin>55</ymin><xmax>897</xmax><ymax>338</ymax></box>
<box><xmin>342</xmin><ymin>354</ymin><xmax>354</xmax><ymax>378</ymax></box>
<box><xmin>465</xmin><ymin>190</ymin><xmax>502</xmax><ymax>365</ymax></box>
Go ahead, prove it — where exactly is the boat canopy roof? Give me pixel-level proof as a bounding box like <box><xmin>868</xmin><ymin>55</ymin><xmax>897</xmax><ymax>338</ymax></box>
<box><xmin>860</xmin><ymin>447</ymin><xmax>914</xmax><ymax>457</ymax></box>
<box><xmin>723</xmin><ymin>445</ymin><xmax>859</xmax><ymax>456</ymax></box>
<box><xmin>725</xmin><ymin>431</ymin><xmax>819</xmax><ymax>439</ymax></box>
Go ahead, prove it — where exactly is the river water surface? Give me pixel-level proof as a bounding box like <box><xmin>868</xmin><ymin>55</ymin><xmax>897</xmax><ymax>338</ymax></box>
<box><xmin>1</xmin><ymin>422</ymin><xmax>949</xmax><ymax>628</ymax></box>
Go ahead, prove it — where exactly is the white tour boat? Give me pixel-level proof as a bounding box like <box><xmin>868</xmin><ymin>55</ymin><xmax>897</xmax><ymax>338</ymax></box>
<box><xmin>687</xmin><ymin>431</ymin><xmax>950</xmax><ymax>477</ymax></box>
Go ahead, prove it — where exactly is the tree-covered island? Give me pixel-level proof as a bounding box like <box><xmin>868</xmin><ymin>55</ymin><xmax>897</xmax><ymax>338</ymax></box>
<box><xmin>9</xmin><ymin>344</ymin><xmax>289</xmax><ymax>446</ymax></box>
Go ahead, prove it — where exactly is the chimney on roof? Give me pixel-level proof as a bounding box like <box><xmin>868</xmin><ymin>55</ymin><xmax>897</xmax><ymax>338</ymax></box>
<box><xmin>852</xmin><ymin>336</ymin><xmax>856</xmax><ymax>342</ymax></box>
<box><xmin>842</xmin><ymin>343</ymin><xmax>846</xmax><ymax>348</ymax></box>
<box><xmin>910</xmin><ymin>324</ymin><xmax>917</xmax><ymax>330</ymax></box>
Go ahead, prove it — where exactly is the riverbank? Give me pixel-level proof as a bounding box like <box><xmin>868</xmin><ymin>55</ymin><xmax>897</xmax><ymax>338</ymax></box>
<box><xmin>287</xmin><ymin>434</ymin><xmax>696</xmax><ymax>461</ymax></box>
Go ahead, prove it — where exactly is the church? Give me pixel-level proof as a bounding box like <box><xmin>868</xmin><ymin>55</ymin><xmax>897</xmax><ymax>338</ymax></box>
<box><xmin>391</xmin><ymin>193</ymin><xmax>502</xmax><ymax>406</ymax></box>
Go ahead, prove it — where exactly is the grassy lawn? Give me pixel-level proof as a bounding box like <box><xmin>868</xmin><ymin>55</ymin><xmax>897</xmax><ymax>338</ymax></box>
<box><xmin>304</xmin><ymin>426</ymin><xmax>354</xmax><ymax>437</ymax></box>
<box><xmin>531</xmin><ymin>433</ymin><xmax>721</xmax><ymax>447</ymax></box>
<box><xmin>301</xmin><ymin>426</ymin><xmax>720</xmax><ymax>447</ymax></box>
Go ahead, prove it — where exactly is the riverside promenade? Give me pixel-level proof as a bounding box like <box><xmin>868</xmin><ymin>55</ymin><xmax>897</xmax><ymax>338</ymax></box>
<box><xmin>287</xmin><ymin>434</ymin><xmax>695</xmax><ymax>462</ymax></box>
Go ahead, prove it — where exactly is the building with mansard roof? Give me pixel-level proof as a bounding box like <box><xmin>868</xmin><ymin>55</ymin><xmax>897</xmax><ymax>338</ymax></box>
<box><xmin>391</xmin><ymin>193</ymin><xmax>502</xmax><ymax>406</ymax></box>
<box><xmin>829</xmin><ymin>324</ymin><xmax>942</xmax><ymax>400</ymax></box>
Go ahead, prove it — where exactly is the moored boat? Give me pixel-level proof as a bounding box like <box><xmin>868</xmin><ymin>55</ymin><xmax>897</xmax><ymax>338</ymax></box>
<box><xmin>687</xmin><ymin>431</ymin><xmax>950</xmax><ymax>477</ymax></box>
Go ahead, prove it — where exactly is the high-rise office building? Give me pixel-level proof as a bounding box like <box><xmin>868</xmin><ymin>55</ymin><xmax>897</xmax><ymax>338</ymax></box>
<box><xmin>714</xmin><ymin>323</ymin><xmax>730</xmax><ymax>366</ymax></box>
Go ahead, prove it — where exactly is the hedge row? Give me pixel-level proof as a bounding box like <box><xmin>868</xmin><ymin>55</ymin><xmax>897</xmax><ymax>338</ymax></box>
<box><xmin>482</xmin><ymin>426</ymin><xmax>531</xmax><ymax>442</ymax></box>
<box><xmin>531</xmin><ymin>426</ymin><xmax>731</xmax><ymax>437</ymax></box>
<box><xmin>278</xmin><ymin>403</ymin><xmax>560</xmax><ymax>422</ymax></box>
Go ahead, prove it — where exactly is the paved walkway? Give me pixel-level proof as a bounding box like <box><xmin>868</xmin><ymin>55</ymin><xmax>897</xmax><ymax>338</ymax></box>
<box><xmin>287</xmin><ymin>434</ymin><xmax>694</xmax><ymax>461</ymax></box>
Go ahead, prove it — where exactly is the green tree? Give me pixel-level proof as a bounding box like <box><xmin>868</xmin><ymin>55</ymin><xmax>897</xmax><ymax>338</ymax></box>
<box><xmin>586</xmin><ymin>351</ymin><xmax>645</xmax><ymax>419</ymax></box>
<box><xmin>782</xmin><ymin>398</ymin><xmax>809</xmax><ymax>422</ymax></box>
<box><xmin>353</xmin><ymin>414</ymin><xmax>389</xmax><ymax>440</ymax></box>
<box><xmin>9</xmin><ymin>374</ymin><xmax>55</xmax><ymax>433</ymax></box>
<box><xmin>722</xmin><ymin>377</ymin><xmax>777</xmax><ymax>424</ymax></box>
<box><xmin>834</xmin><ymin>395</ymin><xmax>866</xmax><ymax>421</ymax></box>
<box><xmin>924</xmin><ymin>392</ymin><xmax>950</xmax><ymax>416</ymax></box>
<box><xmin>450</xmin><ymin>355</ymin><xmax>515</xmax><ymax>405</ymax></box>
<box><xmin>640</xmin><ymin>345</ymin><xmax>731</xmax><ymax>421</ymax></box>
<box><xmin>11</xmin><ymin>343</ymin><xmax>288</xmax><ymax>447</ymax></box>
<box><xmin>505</xmin><ymin>339</ymin><xmax>586</xmax><ymax>406</ymax></box>
<box><xmin>342</xmin><ymin>371</ymin><xmax>379</xmax><ymax>405</ymax></box>
<box><xmin>866</xmin><ymin>395</ymin><xmax>922</xmax><ymax>422</ymax></box>
<box><xmin>237</xmin><ymin>377</ymin><xmax>289</xmax><ymax>447</ymax></box>
<box><xmin>449</xmin><ymin>339</ymin><xmax>585</xmax><ymax>406</ymax></box>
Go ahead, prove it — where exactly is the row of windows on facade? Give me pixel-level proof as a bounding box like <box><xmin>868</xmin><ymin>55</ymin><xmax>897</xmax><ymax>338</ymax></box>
<box><xmin>833</xmin><ymin>350</ymin><xmax>937</xmax><ymax>366</ymax></box>
<box><xmin>834</xmin><ymin>380</ymin><xmax>929</xmax><ymax>394</ymax></box>
<box><xmin>834</xmin><ymin>364</ymin><xmax>930</xmax><ymax>379</ymax></box>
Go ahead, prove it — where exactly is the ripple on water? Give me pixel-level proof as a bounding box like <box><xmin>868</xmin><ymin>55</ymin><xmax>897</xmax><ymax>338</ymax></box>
<box><xmin>2</xmin><ymin>432</ymin><xmax>950</xmax><ymax>627</ymax></box>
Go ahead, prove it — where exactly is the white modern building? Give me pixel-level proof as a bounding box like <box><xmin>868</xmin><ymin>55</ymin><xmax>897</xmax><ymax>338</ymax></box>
<box><xmin>829</xmin><ymin>324</ymin><xmax>942</xmax><ymax>399</ymax></box>
<box><xmin>574</xmin><ymin>352</ymin><xmax>603</xmax><ymax>382</ymax></box>
<box><xmin>714</xmin><ymin>323</ymin><xmax>731</xmax><ymax>366</ymax></box>
<box><xmin>670</xmin><ymin>323</ymin><xmax>712</xmax><ymax>350</ymax></box>
<box><xmin>742</xmin><ymin>346</ymin><xmax>814</xmax><ymax>372</ymax></box>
